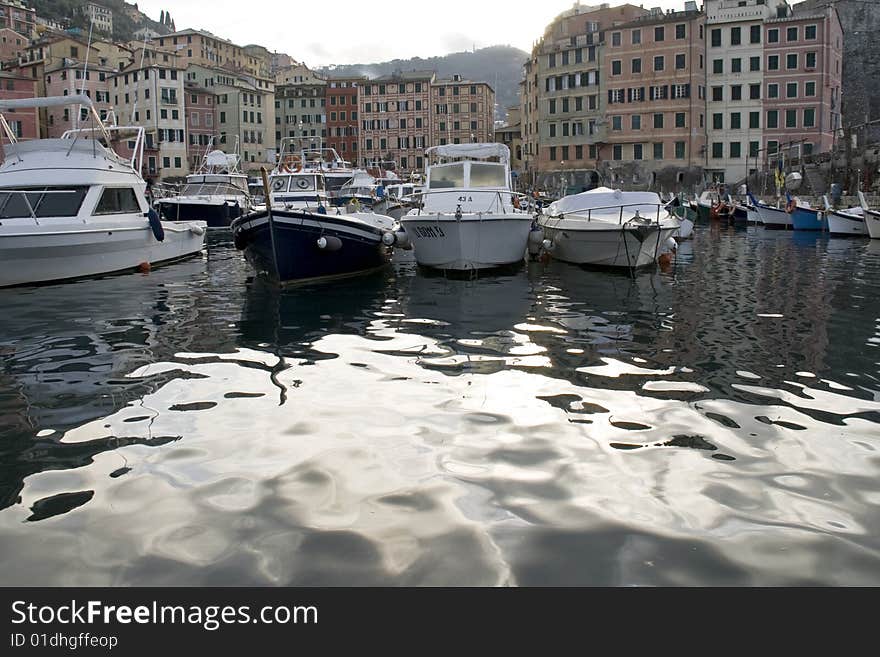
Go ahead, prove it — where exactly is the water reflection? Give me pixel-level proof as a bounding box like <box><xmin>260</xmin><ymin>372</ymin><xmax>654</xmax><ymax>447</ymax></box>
<box><xmin>0</xmin><ymin>228</ymin><xmax>878</xmax><ymax>585</ymax></box>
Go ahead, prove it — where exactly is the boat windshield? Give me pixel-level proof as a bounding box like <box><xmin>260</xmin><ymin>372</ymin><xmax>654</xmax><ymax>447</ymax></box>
<box><xmin>0</xmin><ymin>186</ymin><xmax>90</xmax><ymax>218</ymax></box>
<box><xmin>429</xmin><ymin>163</ymin><xmax>465</xmax><ymax>189</ymax></box>
<box><xmin>469</xmin><ymin>163</ymin><xmax>507</xmax><ymax>188</ymax></box>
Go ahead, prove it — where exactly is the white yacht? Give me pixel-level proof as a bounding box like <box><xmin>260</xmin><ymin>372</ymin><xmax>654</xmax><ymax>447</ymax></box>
<box><xmin>398</xmin><ymin>143</ymin><xmax>533</xmax><ymax>271</ymax></box>
<box><xmin>0</xmin><ymin>95</ymin><xmax>205</xmax><ymax>288</ymax></box>
<box><xmin>538</xmin><ymin>187</ymin><xmax>680</xmax><ymax>268</ymax></box>
<box><xmin>156</xmin><ymin>145</ymin><xmax>251</xmax><ymax>227</ymax></box>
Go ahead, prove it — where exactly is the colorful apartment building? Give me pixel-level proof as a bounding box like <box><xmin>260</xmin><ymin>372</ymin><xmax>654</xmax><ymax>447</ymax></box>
<box><xmin>430</xmin><ymin>75</ymin><xmax>495</xmax><ymax>149</ymax></box>
<box><xmin>359</xmin><ymin>71</ymin><xmax>433</xmax><ymax>172</ymax></box>
<box><xmin>0</xmin><ymin>27</ymin><xmax>27</xmax><ymax>64</ymax></box>
<box><xmin>603</xmin><ymin>7</ymin><xmax>706</xmax><ymax>189</ymax></box>
<box><xmin>0</xmin><ymin>70</ymin><xmax>38</xmax><ymax>141</ymax></box>
<box><xmin>43</xmin><ymin>61</ymin><xmax>114</xmax><ymax>137</ymax></box>
<box><xmin>325</xmin><ymin>76</ymin><xmax>362</xmax><ymax>162</ymax></box>
<box><xmin>184</xmin><ymin>83</ymin><xmax>217</xmax><ymax>170</ymax></box>
<box><xmin>273</xmin><ymin>66</ymin><xmax>326</xmax><ymax>155</ymax></box>
<box><xmin>761</xmin><ymin>3</ymin><xmax>842</xmax><ymax>165</ymax></box>
<box><xmin>82</xmin><ymin>3</ymin><xmax>113</xmax><ymax>35</ymax></box>
<box><xmin>110</xmin><ymin>62</ymin><xmax>188</xmax><ymax>181</ymax></box>
<box><xmin>520</xmin><ymin>2</ymin><xmax>649</xmax><ymax>189</ymax></box>
<box><xmin>0</xmin><ymin>1</ymin><xmax>36</xmax><ymax>38</ymax></box>
<box><xmin>153</xmin><ymin>29</ymin><xmax>267</xmax><ymax>79</ymax></box>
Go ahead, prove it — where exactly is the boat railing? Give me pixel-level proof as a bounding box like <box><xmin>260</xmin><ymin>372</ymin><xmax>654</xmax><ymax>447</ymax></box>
<box><xmin>408</xmin><ymin>189</ymin><xmax>535</xmax><ymax>216</ymax></box>
<box><xmin>545</xmin><ymin>202</ymin><xmax>668</xmax><ymax>226</ymax></box>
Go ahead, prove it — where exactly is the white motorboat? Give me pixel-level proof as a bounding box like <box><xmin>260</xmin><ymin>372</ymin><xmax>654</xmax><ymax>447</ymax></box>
<box><xmin>374</xmin><ymin>182</ymin><xmax>423</xmax><ymax>220</ymax></box>
<box><xmin>857</xmin><ymin>191</ymin><xmax>880</xmax><ymax>239</ymax></box>
<box><xmin>747</xmin><ymin>193</ymin><xmax>792</xmax><ymax>229</ymax></box>
<box><xmin>398</xmin><ymin>143</ymin><xmax>533</xmax><ymax>271</ymax></box>
<box><xmin>156</xmin><ymin>143</ymin><xmax>251</xmax><ymax>227</ymax></box>
<box><xmin>0</xmin><ymin>95</ymin><xmax>205</xmax><ymax>288</ymax></box>
<box><xmin>537</xmin><ymin>187</ymin><xmax>680</xmax><ymax>268</ymax></box>
<box><xmin>822</xmin><ymin>195</ymin><xmax>866</xmax><ymax>237</ymax></box>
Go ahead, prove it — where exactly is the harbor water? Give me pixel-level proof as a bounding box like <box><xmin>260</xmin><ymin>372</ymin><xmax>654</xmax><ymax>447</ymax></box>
<box><xmin>1</xmin><ymin>225</ymin><xmax>879</xmax><ymax>586</ymax></box>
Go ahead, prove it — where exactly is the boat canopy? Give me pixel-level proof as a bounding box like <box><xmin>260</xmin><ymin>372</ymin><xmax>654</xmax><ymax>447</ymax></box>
<box><xmin>426</xmin><ymin>143</ymin><xmax>510</xmax><ymax>164</ymax></box>
<box><xmin>548</xmin><ymin>187</ymin><xmax>663</xmax><ymax>217</ymax></box>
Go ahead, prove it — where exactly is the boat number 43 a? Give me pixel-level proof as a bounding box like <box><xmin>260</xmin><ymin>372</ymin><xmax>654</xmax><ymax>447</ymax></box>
<box><xmin>415</xmin><ymin>226</ymin><xmax>446</xmax><ymax>238</ymax></box>
<box><xmin>457</xmin><ymin>196</ymin><xmax>473</xmax><ymax>202</ymax></box>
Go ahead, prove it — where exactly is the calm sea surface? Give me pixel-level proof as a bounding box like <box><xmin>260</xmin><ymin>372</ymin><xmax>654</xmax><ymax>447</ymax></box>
<box><xmin>1</xmin><ymin>226</ymin><xmax>879</xmax><ymax>586</ymax></box>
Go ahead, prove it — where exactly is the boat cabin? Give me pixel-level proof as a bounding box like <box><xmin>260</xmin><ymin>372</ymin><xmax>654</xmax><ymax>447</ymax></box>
<box><xmin>421</xmin><ymin>143</ymin><xmax>514</xmax><ymax>214</ymax></box>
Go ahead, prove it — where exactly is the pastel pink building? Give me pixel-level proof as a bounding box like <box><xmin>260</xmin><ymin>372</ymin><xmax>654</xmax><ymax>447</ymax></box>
<box><xmin>0</xmin><ymin>70</ymin><xmax>37</xmax><ymax>143</ymax></box>
<box><xmin>0</xmin><ymin>27</ymin><xmax>27</xmax><ymax>64</ymax></box>
<box><xmin>762</xmin><ymin>4</ymin><xmax>842</xmax><ymax>162</ymax></box>
<box><xmin>44</xmin><ymin>62</ymin><xmax>114</xmax><ymax>138</ymax></box>
<box><xmin>185</xmin><ymin>82</ymin><xmax>217</xmax><ymax>170</ymax></box>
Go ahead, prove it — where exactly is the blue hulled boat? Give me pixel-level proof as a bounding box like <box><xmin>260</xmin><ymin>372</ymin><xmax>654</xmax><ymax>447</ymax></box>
<box><xmin>790</xmin><ymin>201</ymin><xmax>827</xmax><ymax>231</ymax></box>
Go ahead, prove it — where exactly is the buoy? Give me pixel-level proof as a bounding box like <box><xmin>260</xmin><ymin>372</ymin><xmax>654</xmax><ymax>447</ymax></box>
<box><xmin>137</xmin><ymin>261</ymin><xmax>151</xmax><ymax>273</ymax></box>
<box><xmin>381</xmin><ymin>231</ymin><xmax>396</xmax><ymax>246</ymax></box>
<box><xmin>190</xmin><ymin>225</ymin><xmax>205</xmax><ymax>236</ymax></box>
<box><xmin>542</xmin><ymin>238</ymin><xmax>555</xmax><ymax>252</ymax></box>
<box><xmin>316</xmin><ymin>235</ymin><xmax>343</xmax><ymax>251</ymax></box>
<box><xmin>147</xmin><ymin>208</ymin><xmax>165</xmax><ymax>242</ymax></box>
<box><xmin>664</xmin><ymin>236</ymin><xmax>678</xmax><ymax>253</ymax></box>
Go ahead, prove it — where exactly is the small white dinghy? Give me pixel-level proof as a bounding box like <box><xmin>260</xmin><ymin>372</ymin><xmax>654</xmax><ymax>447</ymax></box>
<box><xmin>0</xmin><ymin>95</ymin><xmax>205</xmax><ymax>287</ymax></box>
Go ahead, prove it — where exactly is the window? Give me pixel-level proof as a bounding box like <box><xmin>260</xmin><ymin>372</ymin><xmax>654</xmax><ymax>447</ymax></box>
<box><xmin>632</xmin><ymin>58</ymin><xmax>642</xmax><ymax>74</ymax></box>
<box><xmin>750</xmin><ymin>56</ymin><xmax>760</xmax><ymax>72</ymax></box>
<box><xmin>767</xmin><ymin>140</ymin><xmax>779</xmax><ymax>155</ymax></box>
<box><xmin>730</xmin><ymin>113</ymin><xmax>741</xmax><ymax>130</ymax></box>
<box><xmin>654</xmin><ymin>56</ymin><xmax>664</xmax><ymax>72</ymax></box>
<box><xmin>612</xmin><ymin>116</ymin><xmax>622</xmax><ymax>131</ymax></box>
<box><xmin>633</xmin><ymin>143</ymin><xmax>643</xmax><ymax>160</ymax></box>
<box><xmin>749</xmin><ymin>141</ymin><xmax>760</xmax><ymax>158</ymax></box>
<box><xmin>731</xmin><ymin>85</ymin><xmax>742</xmax><ymax>101</ymax></box>
<box><xmin>632</xmin><ymin>29</ymin><xmax>641</xmax><ymax>45</ymax></box>
<box><xmin>549</xmin><ymin>124</ymin><xmax>556</xmax><ymax>138</ymax></box>
<box><xmin>612</xmin><ymin>32</ymin><xmax>621</xmax><ymax>46</ymax></box>
<box><xmin>785</xmin><ymin>109</ymin><xmax>797</xmax><ymax>128</ymax></box>
<box><xmin>93</xmin><ymin>187</ymin><xmax>141</xmax><ymax>215</ymax></box>
<box><xmin>732</xmin><ymin>58</ymin><xmax>742</xmax><ymax>73</ymax></box>
<box><xmin>0</xmin><ymin>186</ymin><xmax>89</xmax><ymax>218</ymax></box>
<box><xmin>676</xmin><ymin>24</ymin><xmax>686</xmax><ymax>40</ymax></box>
<box><xmin>631</xmin><ymin>114</ymin><xmax>641</xmax><ymax>130</ymax></box>
<box><xmin>768</xmin><ymin>55</ymin><xmax>779</xmax><ymax>71</ymax></box>
<box><xmin>470</xmin><ymin>163</ymin><xmax>507</xmax><ymax>188</ymax></box>
<box><xmin>750</xmin><ymin>25</ymin><xmax>761</xmax><ymax>44</ymax></box>
<box><xmin>653</xmin><ymin>143</ymin><xmax>663</xmax><ymax>160</ymax></box>
<box><xmin>805</xmin><ymin>25</ymin><xmax>817</xmax><ymax>40</ymax></box>
<box><xmin>675</xmin><ymin>54</ymin><xmax>685</xmax><ymax>70</ymax></box>
<box><xmin>731</xmin><ymin>27</ymin><xmax>741</xmax><ymax>46</ymax></box>
<box><xmin>787</xmin><ymin>27</ymin><xmax>798</xmax><ymax>42</ymax></box>
<box><xmin>767</xmin><ymin>110</ymin><xmax>778</xmax><ymax>129</ymax></box>
<box><xmin>653</xmin><ymin>113</ymin><xmax>664</xmax><ymax>129</ymax></box>
<box><xmin>612</xmin><ymin>60</ymin><xmax>621</xmax><ymax>75</ymax></box>
<box><xmin>804</xmin><ymin>108</ymin><xmax>816</xmax><ymax>128</ymax></box>
<box><xmin>675</xmin><ymin>113</ymin><xmax>685</xmax><ymax>128</ymax></box>
<box><xmin>806</xmin><ymin>52</ymin><xmax>816</xmax><ymax>68</ymax></box>
<box><xmin>730</xmin><ymin>142</ymin><xmax>741</xmax><ymax>159</ymax></box>
<box><xmin>786</xmin><ymin>82</ymin><xmax>798</xmax><ymax>98</ymax></box>
<box><xmin>712</xmin><ymin>86</ymin><xmax>723</xmax><ymax>102</ymax></box>
<box><xmin>712</xmin><ymin>142</ymin><xmax>723</xmax><ymax>159</ymax></box>
<box><xmin>429</xmin><ymin>163</ymin><xmax>466</xmax><ymax>188</ymax></box>
<box><xmin>713</xmin><ymin>113</ymin><xmax>723</xmax><ymax>130</ymax></box>
<box><xmin>768</xmin><ymin>28</ymin><xmax>779</xmax><ymax>44</ymax></box>
<box><xmin>655</xmin><ymin>26</ymin><xmax>665</xmax><ymax>42</ymax></box>
<box><xmin>750</xmin><ymin>84</ymin><xmax>760</xmax><ymax>100</ymax></box>
<box><xmin>749</xmin><ymin>111</ymin><xmax>760</xmax><ymax>129</ymax></box>
<box><xmin>787</xmin><ymin>54</ymin><xmax>798</xmax><ymax>69</ymax></box>
<box><xmin>713</xmin><ymin>59</ymin><xmax>723</xmax><ymax>75</ymax></box>
<box><xmin>711</xmin><ymin>29</ymin><xmax>721</xmax><ymax>47</ymax></box>
<box><xmin>675</xmin><ymin>141</ymin><xmax>685</xmax><ymax>159</ymax></box>
<box><xmin>805</xmin><ymin>81</ymin><xmax>816</xmax><ymax>97</ymax></box>
<box><xmin>768</xmin><ymin>83</ymin><xmax>779</xmax><ymax>99</ymax></box>
<box><xmin>612</xmin><ymin>145</ymin><xmax>622</xmax><ymax>160</ymax></box>
<box><xmin>549</xmin><ymin>146</ymin><xmax>557</xmax><ymax>161</ymax></box>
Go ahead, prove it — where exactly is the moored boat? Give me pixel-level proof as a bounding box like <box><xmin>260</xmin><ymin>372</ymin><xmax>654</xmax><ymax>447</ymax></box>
<box><xmin>747</xmin><ymin>193</ymin><xmax>792</xmax><ymax>229</ymax></box>
<box><xmin>398</xmin><ymin>143</ymin><xmax>533</xmax><ymax>272</ymax></box>
<box><xmin>857</xmin><ymin>191</ymin><xmax>880</xmax><ymax>239</ymax></box>
<box><xmin>822</xmin><ymin>196</ymin><xmax>866</xmax><ymax>237</ymax></box>
<box><xmin>789</xmin><ymin>196</ymin><xmax>827</xmax><ymax>231</ymax></box>
<box><xmin>0</xmin><ymin>95</ymin><xmax>205</xmax><ymax>288</ymax></box>
<box><xmin>538</xmin><ymin>187</ymin><xmax>680</xmax><ymax>268</ymax></box>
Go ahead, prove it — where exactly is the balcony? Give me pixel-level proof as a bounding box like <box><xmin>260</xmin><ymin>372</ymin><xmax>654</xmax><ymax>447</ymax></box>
<box><xmin>160</xmin><ymin>96</ymin><xmax>179</xmax><ymax>105</ymax></box>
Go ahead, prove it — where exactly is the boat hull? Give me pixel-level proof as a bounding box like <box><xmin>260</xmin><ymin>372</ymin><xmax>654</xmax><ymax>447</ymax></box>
<box><xmin>791</xmin><ymin>207</ymin><xmax>827</xmax><ymax>231</ymax></box>
<box><xmin>157</xmin><ymin>200</ymin><xmax>245</xmax><ymax>227</ymax></box>
<box><xmin>399</xmin><ymin>214</ymin><xmax>532</xmax><ymax>271</ymax></box>
<box><xmin>231</xmin><ymin>209</ymin><xmax>391</xmax><ymax>283</ymax></box>
<box><xmin>826</xmin><ymin>211</ymin><xmax>867</xmax><ymax>237</ymax></box>
<box><xmin>539</xmin><ymin>221</ymin><xmax>679</xmax><ymax>268</ymax></box>
<box><xmin>756</xmin><ymin>204</ymin><xmax>793</xmax><ymax>229</ymax></box>
<box><xmin>865</xmin><ymin>210</ymin><xmax>880</xmax><ymax>239</ymax></box>
<box><xmin>0</xmin><ymin>221</ymin><xmax>206</xmax><ymax>287</ymax></box>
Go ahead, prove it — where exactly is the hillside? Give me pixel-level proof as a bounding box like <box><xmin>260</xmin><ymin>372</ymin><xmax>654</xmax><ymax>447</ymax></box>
<box><xmin>28</xmin><ymin>0</ymin><xmax>173</xmax><ymax>41</ymax></box>
<box><xmin>319</xmin><ymin>45</ymin><xmax>528</xmax><ymax>121</ymax></box>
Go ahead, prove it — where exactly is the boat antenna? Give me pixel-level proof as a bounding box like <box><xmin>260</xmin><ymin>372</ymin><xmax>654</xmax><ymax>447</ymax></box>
<box><xmin>77</xmin><ymin>17</ymin><xmax>95</xmax><ymax>132</ymax></box>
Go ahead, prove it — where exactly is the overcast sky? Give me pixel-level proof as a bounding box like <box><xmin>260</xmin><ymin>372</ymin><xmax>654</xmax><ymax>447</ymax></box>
<box><xmin>135</xmin><ymin>0</ymin><xmax>689</xmax><ymax>68</ymax></box>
